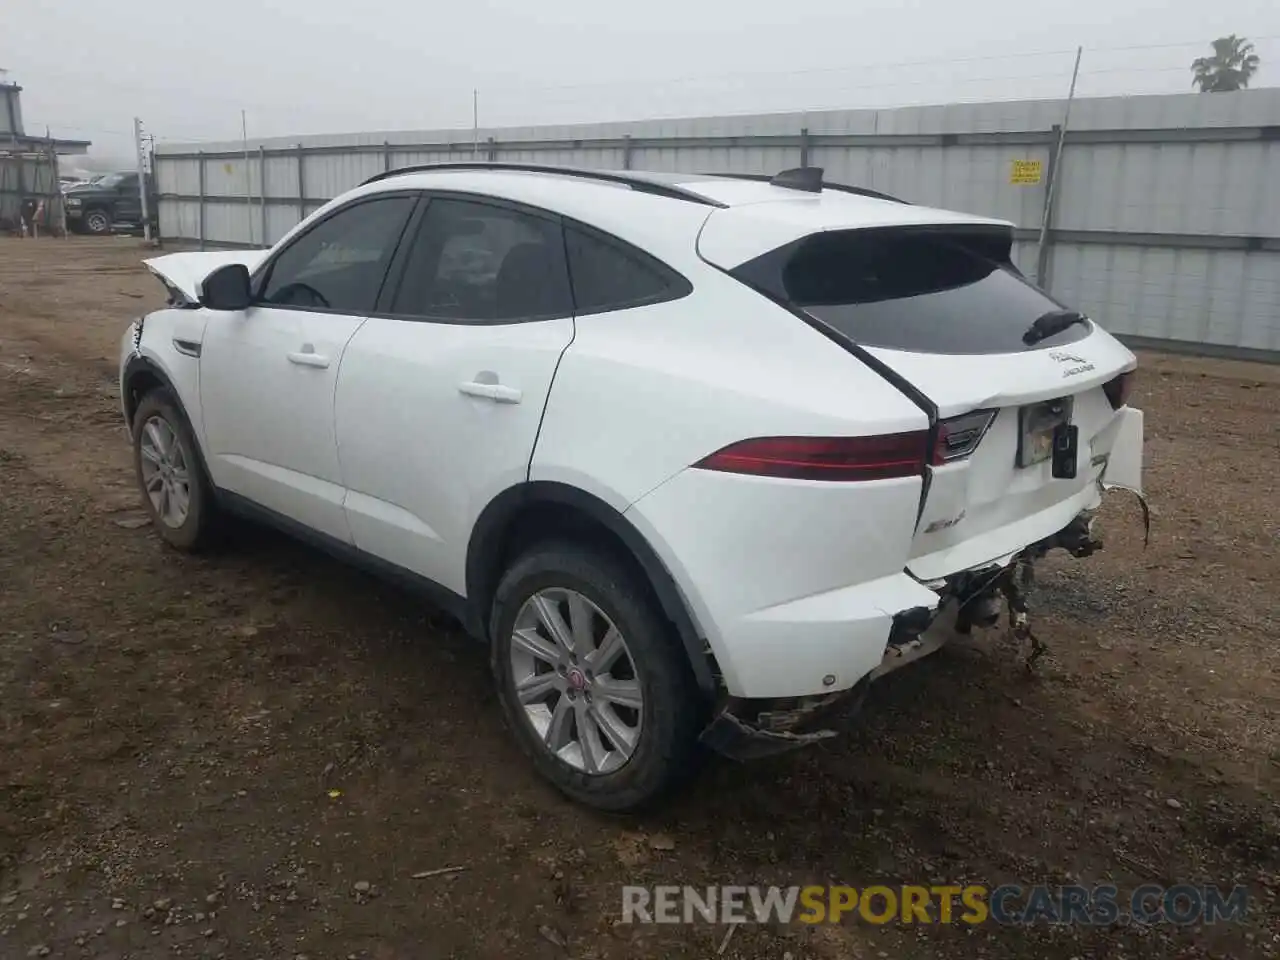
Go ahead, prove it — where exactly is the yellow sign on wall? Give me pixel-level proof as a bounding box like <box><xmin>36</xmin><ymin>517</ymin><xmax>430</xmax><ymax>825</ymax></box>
<box><xmin>1010</xmin><ymin>159</ymin><xmax>1043</xmax><ymax>185</ymax></box>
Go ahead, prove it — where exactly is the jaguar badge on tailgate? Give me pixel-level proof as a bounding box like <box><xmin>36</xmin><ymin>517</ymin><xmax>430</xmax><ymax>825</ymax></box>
<box><xmin>1049</xmin><ymin>350</ymin><xmax>1095</xmax><ymax>378</ymax></box>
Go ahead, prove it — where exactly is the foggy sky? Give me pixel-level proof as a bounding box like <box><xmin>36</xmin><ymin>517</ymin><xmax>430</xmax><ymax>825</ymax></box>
<box><xmin>6</xmin><ymin>0</ymin><xmax>1278</xmax><ymax>165</ymax></box>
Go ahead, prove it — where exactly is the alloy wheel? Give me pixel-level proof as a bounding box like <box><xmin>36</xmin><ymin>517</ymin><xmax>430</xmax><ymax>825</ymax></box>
<box><xmin>138</xmin><ymin>415</ymin><xmax>192</xmax><ymax>528</ymax></box>
<box><xmin>508</xmin><ymin>587</ymin><xmax>644</xmax><ymax>775</ymax></box>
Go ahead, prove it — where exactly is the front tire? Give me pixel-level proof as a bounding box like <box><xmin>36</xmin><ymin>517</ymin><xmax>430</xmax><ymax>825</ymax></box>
<box><xmin>83</xmin><ymin>208</ymin><xmax>111</xmax><ymax>235</ymax></box>
<box><xmin>131</xmin><ymin>389</ymin><xmax>218</xmax><ymax>552</ymax></box>
<box><xmin>490</xmin><ymin>542</ymin><xmax>706</xmax><ymax>812</ymax></box>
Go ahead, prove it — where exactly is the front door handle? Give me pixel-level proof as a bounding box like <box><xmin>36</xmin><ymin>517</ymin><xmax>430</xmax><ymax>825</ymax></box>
<box><xmin>458</xmin><ymin>381</ymin><xmax>522</xmax><ymax>404</ymax></box>
<box><xmin>287</xmin><ymin>349</ymin><xmax>330</xmax><ymax>369</ymax></box>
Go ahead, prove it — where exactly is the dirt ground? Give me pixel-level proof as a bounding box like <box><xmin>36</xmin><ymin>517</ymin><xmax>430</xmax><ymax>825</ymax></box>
<box><xmin>0</xmin><ymin>236</ymin><xmax>1276</xmax><ymax>960</ymax></box>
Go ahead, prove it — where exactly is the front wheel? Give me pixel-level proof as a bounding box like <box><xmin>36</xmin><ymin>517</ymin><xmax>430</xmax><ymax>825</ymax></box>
<box><xmin>131</xmin><ymin>389</ymin><xmax>218</xmax><ymax>551</ymax></box>
<box><xmin>490</xmin><ymin>542</ymin><xmax>706</xmax><ymax>811</ymax></box>
<box><xmin>83</xmin><ymin>208</ymin><xmax>111</xmax><ymax>235</ymax></box>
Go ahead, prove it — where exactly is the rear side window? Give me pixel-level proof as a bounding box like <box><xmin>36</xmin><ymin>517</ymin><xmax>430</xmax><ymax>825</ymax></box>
<box><xmin>739</xmin><ymin>229</ymin><xmax>1089</xmax><ymax>355</ymax></box>
<box><xmin>565</xmin><ymin>227</ymin><xmax>690</xmax><ymax>315</ymax></box>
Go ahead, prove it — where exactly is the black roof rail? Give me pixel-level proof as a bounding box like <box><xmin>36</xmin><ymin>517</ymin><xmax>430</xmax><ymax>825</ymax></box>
<box><xmin>706</xmin><ymin>169</ymin><xmax>910</xmax><ymax>205</ymax></box>
<box><xmin>360</xmin><ymin>161</ymin><xmax>728</xmax><ymax>208</ymax></box>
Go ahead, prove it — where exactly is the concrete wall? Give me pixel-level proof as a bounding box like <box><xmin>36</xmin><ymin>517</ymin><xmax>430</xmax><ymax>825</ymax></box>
<box><xmin>153</xmin><ymin>89</ymin><xmax>1280</xmax><ymax>358</ymax></box>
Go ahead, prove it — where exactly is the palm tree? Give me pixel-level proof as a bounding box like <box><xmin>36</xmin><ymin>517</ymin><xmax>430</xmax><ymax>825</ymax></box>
<box><xmin>1191</xmin><ymin>35</ymin><xmax>1260</xmax><ymax>92</ymax></box>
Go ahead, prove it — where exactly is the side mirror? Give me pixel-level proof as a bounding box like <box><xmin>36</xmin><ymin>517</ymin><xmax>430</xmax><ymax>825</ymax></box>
<box><xmin>199</xmin><ymin>263</ymin><xmax>253</xmax><ymax>311</ymax></box>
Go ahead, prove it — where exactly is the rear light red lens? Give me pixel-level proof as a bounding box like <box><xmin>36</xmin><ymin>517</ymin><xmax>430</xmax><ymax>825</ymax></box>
<box><xmin>1103</xmin><ymin>370</ymin><xmax>1134</xmax><ymax>410</ymax></box>
<box><xmin>693</xmin><ymin>433</ymin><xmax>930</xmax><ymax>482</ymax></box>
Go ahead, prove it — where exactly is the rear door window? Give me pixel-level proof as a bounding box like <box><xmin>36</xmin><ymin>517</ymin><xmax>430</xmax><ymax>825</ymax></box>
<box><xmin>389</xmin><ymin>197</ymin><xmax>573</xmax><ymax>323</ymax></box>
<box><xmin>738</xmin><ymin>229</ymin><xmax>1090</xmax><ymax>355</ymax></box>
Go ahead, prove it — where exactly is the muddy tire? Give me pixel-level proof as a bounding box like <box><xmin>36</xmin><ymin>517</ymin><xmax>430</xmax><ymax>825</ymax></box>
<box><xmin>131</xmin><ymin>389</ymin><xmax>218</xmax><ymax>552</ymax></box>
<box><xmin>490</xmin><ymin>541</ymin><xmax>706</xmax><ymax>812</ymax></box>
<box><xmin>83</xmin><ymin>208</ymin><xmax>112</xmax><ymax>235</ymax></box>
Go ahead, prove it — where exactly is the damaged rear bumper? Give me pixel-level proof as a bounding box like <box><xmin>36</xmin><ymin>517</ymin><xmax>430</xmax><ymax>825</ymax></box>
<box><xmin>699</xmin><ymin>709</ymin><xmax>842</xmax><ymax>760</ymax></box>
<box><xmin>698</xmin><ymin>603</ymin><xmax>961</xmax><ymax>760</ymax></box>
<box><xmin>699</xmin><ymin>484</ymin><xmax>1148</xmax><ymax>761</ymax></box>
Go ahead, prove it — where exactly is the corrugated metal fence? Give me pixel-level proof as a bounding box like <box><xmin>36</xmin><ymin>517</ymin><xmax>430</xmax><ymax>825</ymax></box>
<box><xmin>154</xmin><ymin>90</ymin><xmax>1280</xmax><ymax>358</ymax></box>
<box><xmin>0</xmin><ymin>153</ymin><xmax>63</xmax><ymax>233</ymax></box>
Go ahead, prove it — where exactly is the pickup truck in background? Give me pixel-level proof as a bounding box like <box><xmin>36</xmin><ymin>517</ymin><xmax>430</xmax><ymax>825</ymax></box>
<box><xmin>64</xmin><ymin>171</ymin><xmax>158</xmax><ymax>236</ymax></box>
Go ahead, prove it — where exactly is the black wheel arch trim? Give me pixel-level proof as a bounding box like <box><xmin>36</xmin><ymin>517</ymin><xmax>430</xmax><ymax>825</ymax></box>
<box><xmin>122</xmin><ymin>352</ymin><xmax>174</xmax><ymax>425</ymax></box>
<box><xmin>466</xmin><ymin>481</ymin><xmax>717</xmax><ymax>697</ymax></box>
<box><xmin>121</xmin><ymin>354</ymin><xmax>217</xmax><ymax>495</ymax></box>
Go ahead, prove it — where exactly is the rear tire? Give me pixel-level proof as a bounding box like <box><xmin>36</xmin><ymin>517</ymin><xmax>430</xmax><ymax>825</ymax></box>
<box><xmin>490</xmin><ymin>541</ymin><xmax>706</xmax><ymax>811</ymax></box>
<box><xmin>131</xmin><ymin>389</ymin><xmax>218</xmax><ymax>552</ymax></box>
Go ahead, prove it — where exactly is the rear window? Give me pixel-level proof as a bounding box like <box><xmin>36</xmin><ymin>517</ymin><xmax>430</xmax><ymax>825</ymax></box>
<box><xmin>738</xmin><ymin>229</ymin><xmax>1090</xmax><ymax>355</ymax></box>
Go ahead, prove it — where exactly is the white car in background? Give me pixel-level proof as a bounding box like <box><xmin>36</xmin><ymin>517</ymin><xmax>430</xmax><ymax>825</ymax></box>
<box><xmin>119</xmin><ymin>163</ymin><xmax>1145</xmax><ymax>811</ymax></box>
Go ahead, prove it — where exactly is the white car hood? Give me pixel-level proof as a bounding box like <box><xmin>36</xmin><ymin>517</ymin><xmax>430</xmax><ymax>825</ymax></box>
<box><xmin>143</xmin><ymin>250</ymin><xmax>269</xmax><ymax>303</ymax></box>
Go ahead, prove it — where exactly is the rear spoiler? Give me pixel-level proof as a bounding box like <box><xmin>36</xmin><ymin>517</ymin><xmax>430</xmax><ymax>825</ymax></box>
<box><xmin>699</xmin><ymin>211</ymin><xmax>1016</xmax><ymax>273</ymax></box>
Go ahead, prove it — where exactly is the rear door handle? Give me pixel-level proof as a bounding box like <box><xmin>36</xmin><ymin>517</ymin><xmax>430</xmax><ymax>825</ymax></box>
<box><xmin>458</xmin><ymin>381</ymin><xmax>522</xmax><ymax>404</ymax></box>
<box><xmin>287</xmin><ymin>350</ymin><xmax>330</xmax><ymax>369</ymax></box>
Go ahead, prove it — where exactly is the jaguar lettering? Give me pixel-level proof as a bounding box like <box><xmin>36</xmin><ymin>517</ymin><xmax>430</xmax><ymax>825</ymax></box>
<box><xmin>1050</xmin><ymin>350</ymin><xmax>1094</xmax><ymax>377</ymax></box>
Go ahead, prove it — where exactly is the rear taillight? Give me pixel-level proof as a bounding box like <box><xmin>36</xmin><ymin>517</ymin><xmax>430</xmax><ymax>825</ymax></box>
<box><xmin>693</xmin><ymin>433</ymin><xmax>930</xmax><ymax>482</ymax></box>
<box><xmin>1103</xmin><ymin>370</ymin><xmax>1134</xmax><ymax>410</ymax></box>
<box><xmin>932</xmin><ymin>409</ymin><xmax>997</xmax><ymax>465</ymax></box>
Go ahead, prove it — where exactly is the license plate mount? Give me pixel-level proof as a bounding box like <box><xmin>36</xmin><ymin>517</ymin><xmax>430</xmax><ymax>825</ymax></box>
<box><xmin>1051</xmin><ymin>422</ymin><xmax>1079</xmax><ymax>479</ymax></box>
<box><xmin>1016</xmin><ymin>397</ymin><xmax>1074</xmax><ymax>469</ymax></box>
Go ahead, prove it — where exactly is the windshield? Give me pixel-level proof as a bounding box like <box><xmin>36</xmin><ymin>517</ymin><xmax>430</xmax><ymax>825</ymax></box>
<box><xmin>97</xmin><ymin>173</ymin><xmax>130</xmax><ymax>189</ymax></box>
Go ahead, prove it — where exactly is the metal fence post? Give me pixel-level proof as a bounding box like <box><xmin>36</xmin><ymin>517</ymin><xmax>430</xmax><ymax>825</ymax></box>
<box><xmin>47</xmin><ymin>134</ymin><xmax>66</xmax><ymax>238</ymax></box>
<box><xmin>14</xmin><ymin>153</ymin><xmax>23</xmax><ymax>233</ymax></box>
<box><xmin>134</xmin><ymin>117</ymin><xmax>152</xmax><ymax>243</ymax></box>
<box><xmin>799</xmin><ymin>126</ymin><xmax>810</xmax><ymax>168</ymax></box>
<box><xmin>197</xmin><ymin>151</ymin><xmax>206</xmax><ymax>250</ymax></box>
<box><xmin>486</xmin><ymin>136</ymin><xmax>497</xmax><ymax>162</ymax></box>
<box><xmin>622</xmin><ymin>134</ymin><xmax>633</xmax><ymax>170</ymax></box>
<box><xmin>1035</xmin><ymin>123</ymin><xmax>1062</xmax><ymax>289</ymax></box>
<box><xmin>383</xmin><ymin>140</ymin><xmax>392</xmax><ymax>172</ymax></box>
<box><xmin>1035</xmin><ymin>47</ymin><xmax>1081</xmax><ymax>290</ymax></box>
<box><xmin>295</xmin><ymin>144</ymin><xmax>306</xmax><ymax>225</ymax></box>
<box><xmin>258</xmin><ymin>146</ymin><xmax>268</xmax><ymax>246</ymax></box>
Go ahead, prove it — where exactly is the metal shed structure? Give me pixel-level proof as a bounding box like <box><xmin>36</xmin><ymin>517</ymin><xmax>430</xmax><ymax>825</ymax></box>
<box><xmin>1</xmin><ymin>80</ymin><xmax>91</xmax><ymax>155</ymax></box>
<box><xmin>1</xmin><ymin>80</ymin><xmax>91</xmax><ymax>232</ymax></box>
<box><xmin>153</xmin><ymin>89</ymin><xmax>1280</xmax><ymax>359</ymax></box>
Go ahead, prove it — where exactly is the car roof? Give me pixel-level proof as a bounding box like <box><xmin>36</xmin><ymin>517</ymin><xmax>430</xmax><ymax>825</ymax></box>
<box><xmin>362</xmin><ymin>162</ymin><xmax>1005</xmax><ymax>220</ymax></box>
<box><xmin>363</xmin><ymin>162</ymin><xmax>902</xmax><ymax>206</ymax></box>
<box><xmin>331</xmin><ymin>164</ymin><xmax>1013</xmax><ymax>270</ymax></box>
<box><xmin>337</xmin><ymin>168</ymin><xmax>719</xmax><ymax>269</ymax></box>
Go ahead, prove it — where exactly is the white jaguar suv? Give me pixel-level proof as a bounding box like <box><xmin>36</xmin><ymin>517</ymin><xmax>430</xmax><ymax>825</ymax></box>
<box><xmin>119</xmin><ymin>162</ymin><xmax>1144</xmax><ymax>810</ymax></box>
